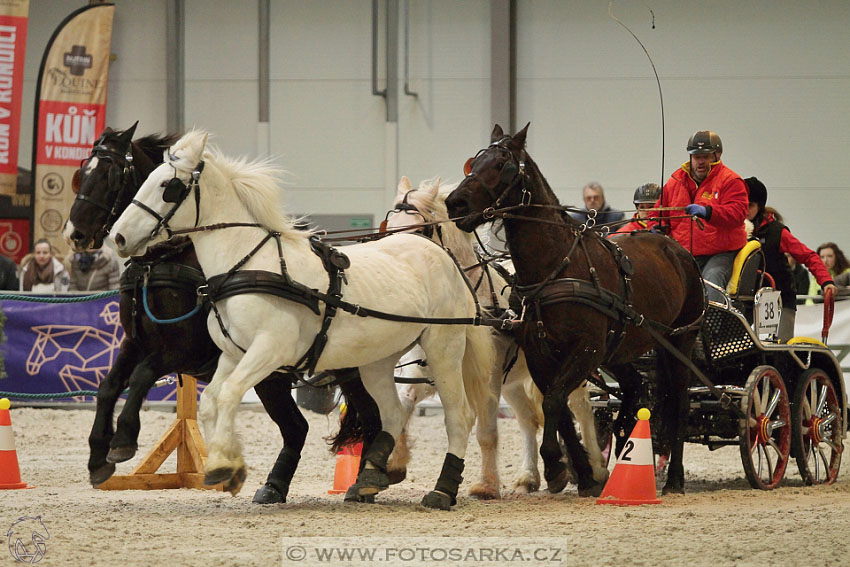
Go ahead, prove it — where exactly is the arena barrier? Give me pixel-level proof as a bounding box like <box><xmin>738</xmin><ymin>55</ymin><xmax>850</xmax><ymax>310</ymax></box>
<box><xmin>0</xmin><ymin>292</ymin><xmax>179</xmax><ymax>402</ymax></box>
<box><xmin>1</xmin><ymin>292</ymin><xmax>847</xmax><ymax>402</ymax></box>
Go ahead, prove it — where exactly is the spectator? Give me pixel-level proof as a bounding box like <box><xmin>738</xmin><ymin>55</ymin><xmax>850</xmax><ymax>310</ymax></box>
<box><xmin>785</xmin><ymin>253</ymin><xmax>811</xmax><ymax>306</ymax></box>
<box><xmin>616</xmin><ymin>183</ymin><xmax>661</xmax><ymax>233</ymax></box>
<box><xmin>810</xmin><ymin>242</ymin><xmax>850</xmax><ymax>297</ymax></box>
<box><xmin>744</xmin><ymin>177</ymin><xmax>834</xmax><ymax>341</ymax></box>
<box><xmin>68</xmin><ymin>246</ymin><xmax>121</xmax><ymax>291</ymax></box>
<box><xmin>0</xmin><ymin>253</ymin><xmax>18</xmax><ymax>290</ymax></box>
<box><xmin>569</xmin><ymin>182</ymin><xmax>624</xmax><ymax>226</ymax></box>
<box><xmin>19</xmin><ymin>238</ymin><xmax>70</xmax><ymax>292</ymax></box>
<box><xmin>649</xmin><ymin>130</ymin><xmax>748</xmax><ymax>301</ymax></box>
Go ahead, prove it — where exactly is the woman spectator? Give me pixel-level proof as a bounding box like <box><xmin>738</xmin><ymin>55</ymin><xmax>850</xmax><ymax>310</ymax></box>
<box><xmin>19</xmin><ymin>238</ymin><xmax>70</xmax><ymax>292</ymax></box>
<box><xmin>813</xmin><ymin>242</ymin><xmax>850</xmax><ymax>299</ymax></box>
<box><xmin>744</xmin><ymin>177</ymin><xmax>834</xmax><ymax>342</ymax></box>
<box><xmin>68</xmin><ymin>246</ymin><xmax>121</xmax><ymax>291</ymax></box>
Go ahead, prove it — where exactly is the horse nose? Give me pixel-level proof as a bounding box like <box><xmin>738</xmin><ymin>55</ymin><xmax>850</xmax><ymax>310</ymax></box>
<box><xmin>70</xmin><ymin>229</ymin><xmax>86</xmax><ymax>243</ymax></box>
<box><xmin>113</xmin><ymin>233</ymin><xmax>126</xmax><ymax>249</ymax></box>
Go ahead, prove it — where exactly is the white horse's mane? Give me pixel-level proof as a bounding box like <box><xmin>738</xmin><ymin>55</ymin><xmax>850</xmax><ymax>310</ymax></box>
<box><xmin>401</xmin><ymin>178</ymin><xmax>476</xmax><ymax>254</ymax></box>
<box><xmin>166</xmin><ymin>130</ymin><xmax>307</xmax><ymax>241</ymax></box>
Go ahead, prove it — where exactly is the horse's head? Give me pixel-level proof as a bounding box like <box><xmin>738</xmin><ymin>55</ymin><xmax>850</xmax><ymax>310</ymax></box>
<box><xmin>64</xmin><ymin>122</ymin><xmax>138</xmax><ymax>251</ymax></box>
<box><xmin>445</xmin><ymin>123</ymin><xmax>530</xmax><ymax>233</ymax></box>
<box><xmin>383</xmin><ymin>176</ymin><xmax>442</xmax><ymax>235</ymax></box>
<box><xmin>111</xmin><ymin>130</ymin><xmax>209</xmax><ymax>258</ymax></box>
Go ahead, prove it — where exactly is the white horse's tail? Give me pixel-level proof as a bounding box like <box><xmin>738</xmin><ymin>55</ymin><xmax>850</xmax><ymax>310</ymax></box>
<box><xmin>461</xmin><ymin>325</ymin><xmax>497</xmax><ymax>420</ymax></box>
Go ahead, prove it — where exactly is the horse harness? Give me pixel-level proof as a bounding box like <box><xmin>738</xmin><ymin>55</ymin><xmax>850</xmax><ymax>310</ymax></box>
<box><xmin>468</xmin><ymin>138</ymin><xmax>704</xmax><ymax>366</ymax></box>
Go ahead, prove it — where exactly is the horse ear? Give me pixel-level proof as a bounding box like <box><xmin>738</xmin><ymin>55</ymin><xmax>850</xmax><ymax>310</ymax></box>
<box><xmin>490</xmin><ymin>124</ymin><xmax>504</xmax><ymax>142</ymax></box>
<box><xmin>423</xmin><ymin>177</ymin><xmax>440</xmax><ymax>198</ymax></box>
<box><xmin>510</xmin><ymin>122</ymin><xmax>530</xmax><ymax>150</ymax></box>
<box><xmin>397</xmin><ymin>176</ymin><xmax>412</xmax><ymax>194</ymax></box>
<box><xmin>117</xmin><ymin>121</ymin><xmax>138</xmax><ymax>147</ymax></box>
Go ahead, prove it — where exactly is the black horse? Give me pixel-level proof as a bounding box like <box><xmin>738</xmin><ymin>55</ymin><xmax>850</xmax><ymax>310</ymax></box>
<box><xmin>446</xmin><ymin>124</ymin><xmax>705</xmax><ymax>495</ymax></box>
<box><xmin>68</xmin><ymin>124</ymin><xmax>380</xmax><ymax>502</ymax></box>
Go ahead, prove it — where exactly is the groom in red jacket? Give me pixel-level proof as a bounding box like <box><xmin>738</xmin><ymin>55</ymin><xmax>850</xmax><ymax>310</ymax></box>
<box><xmin>649</xmin><ymin>130</ymin><xmax>748</xmax><ymax>302</ymax></box>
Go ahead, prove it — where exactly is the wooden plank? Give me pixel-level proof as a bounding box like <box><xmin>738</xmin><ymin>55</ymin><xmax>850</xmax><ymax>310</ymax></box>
<box><xmin>181</xmin><ymin>472</ymin><xmax>222</xmax><ymax>491</ymax></box>
<box><xmin>177</xmin><ymin>375</ymin><xmax>198</xmax><ymax>420</ymax></box>
<box><xmin>183</xmin><ymin>419</ymin><xmax>208</xmax><ymax>473</ymax></box>
<box><xmin>131</xmin><ymin>420</ymin><xmax>182</xmax><ymax>474</ymax></box>
<box><xmin>97</xmin><ymin>473</ymin><xmax>183</xmax><ymax>490</ymax></box>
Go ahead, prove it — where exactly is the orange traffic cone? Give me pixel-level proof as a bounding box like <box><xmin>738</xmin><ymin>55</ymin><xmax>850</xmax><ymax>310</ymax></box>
<box><xmin>596</xmin><ymin>407</ymin><xmax>660</xmax><ymax>506</ymax></box>
<box><xmin>328</xmin><ymin>403</ymin><xmax>362</xmax><ymax>494</ymax></box>
<box><xmin>327</xmin><ymin>441</ymin><xmax>363</xmax><ymax>494</ymax></box>
<box><xmin>0</xmin><ymin>398</ymin><xmax>31</xmax><ymax>490</ymax></box>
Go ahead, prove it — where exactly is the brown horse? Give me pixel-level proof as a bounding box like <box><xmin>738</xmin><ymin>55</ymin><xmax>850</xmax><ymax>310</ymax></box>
<box><xmin>445</xmin><ymin>124</ymin><xmax>705</xmax><ymax>495</ymax></box>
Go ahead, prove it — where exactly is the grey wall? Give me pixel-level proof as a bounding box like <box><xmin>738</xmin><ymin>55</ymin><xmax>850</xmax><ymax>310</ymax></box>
<box><xmin>19</xmin><ymin>0</ymin><xmax>850</xmax><ymax>249</ymax></box>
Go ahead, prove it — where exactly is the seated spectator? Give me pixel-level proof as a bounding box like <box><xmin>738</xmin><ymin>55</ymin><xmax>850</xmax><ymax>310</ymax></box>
<box><xmin>0</xmin><ymin>253</ymin><xmax>18</xmax><ymax>290</ymax></box>
<box><xmin>616</xmin><ymin>183</ymin><xmax>661</xmax><ymax>233</ymax></box>
<box><xmin>68</xmin><ymin>246</ymin><xmax>121</xmax><ymax>291</ymax></box>
<box><xmin>744</xmin><ymin>177</ymin><xmax>834</xmax><ymax>341</ymax></box>
<box><xmin>569</xmin><ymin>181</ymin><xmax>624</xmax><ymax>226</ymax></box>
<box><xmin>810</xmin><ymin>242</ymin><xmax>850</xmax><ymax>298</ymax></box>
<box><xmin>784</xmin><ymin>253</ymin><xmax>811</xmax><ymax>305</ymax></box>
<box><xmin>19</xmin><ymin>238</ymin><xmax>70</xmax><ymax>292</ymax></box>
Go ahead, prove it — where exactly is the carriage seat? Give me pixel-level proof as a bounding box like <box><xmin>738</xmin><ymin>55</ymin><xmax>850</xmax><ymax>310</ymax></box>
<box><xmin>726</xmin><ymin>240</ymin><xmax>766</xmax><ymax>319</ymax></box>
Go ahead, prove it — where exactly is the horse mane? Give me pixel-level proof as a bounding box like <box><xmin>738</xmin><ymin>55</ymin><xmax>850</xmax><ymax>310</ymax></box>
<box><xmin>522</xmin><ymin>153</ymin><xmax>582</xmax><ymax>228</ymax></box>
<box><xmin>403</xmin><ymin>178</ymin><xmax>479</xmax><ymax>266</ymax></box>
<box><xmin>134</xmin><ymin>133</ymin><xmax>181</xmax><ymax>165</ymax></box>
<box><xmin>166</xmin><ymin>130</ymin><xmax>304</xmax><ymax>240</ymax></box>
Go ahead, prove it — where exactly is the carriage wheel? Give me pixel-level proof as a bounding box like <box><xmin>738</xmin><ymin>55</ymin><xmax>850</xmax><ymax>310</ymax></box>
<box><xmin>738</xmin><ymin>365</ymin><xmax>791</xmax><ymax>490</ymax></box>
<box><xmin>791</xmin><ymin>369</ymin><xmax>843</xmax><ymax>485</ymax></box>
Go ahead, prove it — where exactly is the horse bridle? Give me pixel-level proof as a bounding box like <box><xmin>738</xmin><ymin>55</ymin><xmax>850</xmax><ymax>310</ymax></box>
<box><xmin>130</xmin><ymin>156</ymin><xmax>204</xmax><ymax>240</ymax></box>
<box><xmin>464</xmin><ymin>137</ymin><xmax>529</xmax><ymax>216</ymax></box>
<box><xmin>381</xmin><ymin>189</ymin><xmax>440</xmax><ymax>240</ymax></box>
<box><xmin>74</xmin><ymin>141</ymin><xmax>138</xmax><ymax>241</ymax></box>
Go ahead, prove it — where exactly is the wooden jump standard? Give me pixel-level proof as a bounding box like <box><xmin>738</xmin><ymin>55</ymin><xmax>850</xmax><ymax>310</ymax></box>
<box><xmin>97</xmin><ymin>375</ymin><xmax>222</xmax><ymax>491</ymax></box>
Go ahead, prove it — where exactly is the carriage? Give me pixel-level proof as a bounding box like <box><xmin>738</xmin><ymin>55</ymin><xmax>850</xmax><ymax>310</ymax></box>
<box><xmin>591</xmin><ymin>242</ymin><xmax>847</xmax><ymax>489</ymax></box>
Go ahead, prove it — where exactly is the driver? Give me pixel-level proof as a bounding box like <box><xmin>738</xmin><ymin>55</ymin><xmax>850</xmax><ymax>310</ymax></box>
<box><xmin>648</xmin><ymin>130</ymin><xmax>748</xmax><ymax>302</ymax></box>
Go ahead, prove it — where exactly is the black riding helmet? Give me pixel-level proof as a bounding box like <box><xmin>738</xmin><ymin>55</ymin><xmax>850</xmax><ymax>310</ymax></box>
<box><xmin>633</xmin><ymin>182</ymin><xmax>661</xmax><ymax>205</ymax></box>
<box><xmin>687</xmin><ymin>130</ymin><xmax>722</xmax><ymax>155</ymax></box>
<box><xmin>744</xmin><ymin>177</ymin><xmax>767</xmax><ymax>212</ymax></box>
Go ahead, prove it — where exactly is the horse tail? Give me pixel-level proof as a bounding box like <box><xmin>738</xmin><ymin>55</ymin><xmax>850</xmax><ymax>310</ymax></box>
<box><xmin>328</xmin><ymin>370</ymin><xmax>381</xmax><ymax>454</ymax></box>
<box><xmin>461</xmin><ymin>325</ymin><xmax>497</xmax><ymax>421</ymax></box>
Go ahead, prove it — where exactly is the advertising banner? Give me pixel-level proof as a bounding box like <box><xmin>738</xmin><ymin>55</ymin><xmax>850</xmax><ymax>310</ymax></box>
<box><xmin>31</xmin><ymin>3</ymin><xmax>114</xmax><ymax>251</ymax></box>
<box><xmin>0</xmin><ymin>294</ymin><xmax>180</xmax><ymax>402</ymax></box>
<box><xmin>0</xmin><ymin>0</ymin><xmax>29</xmax><ymax>218</ymax></box>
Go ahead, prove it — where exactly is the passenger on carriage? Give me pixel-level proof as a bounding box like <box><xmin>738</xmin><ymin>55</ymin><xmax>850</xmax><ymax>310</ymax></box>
<box><xmin>614</xmin><ymin>182</ymin><xmax>661</xmax><ymax>234</ymax></box>
<box><xmin>647</xmin><ymin>130</ymin><xmax>748</xmax><ymax>302</ymax></box>
<box><xmin>743</xmin><ymin>176</ymin><xmax>835</xmax><ymax>342</ymax></box>
<box><xmin>568</xmin><ymin>181</ymin><xmax>625</xmax><ymax>225</ymax></box>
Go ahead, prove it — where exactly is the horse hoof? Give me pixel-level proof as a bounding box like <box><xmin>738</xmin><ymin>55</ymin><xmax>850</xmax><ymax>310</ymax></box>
<box><xmin>89</xmin><ymin>463</ymin><xmax>116</xmax><ymax>487</ymax></box>
<box><xmin>512</xmin><ymin>474</ymin><xmax>541</xmax><ymax>494</ymax></box>
<box><xmin>577</xmin><ymin>481</ymin><xmax>605</xmax><ymax>498</ymax></box>
<box><xmin>106</xmin><ymin>445</ymin><xmax>137</xmax><ymax>464</ymax></box>
<box><xmin>387</xmin><ymin>467</ymin><xmax>407</xmax><ymax>485</ymax></box>
<box><xmin>355</xmin><ymin>468</ymin><xmax>389</xmax><ymax>496</ymax></box>
<box><xmin>662</xmin><ymin>484</ymin><xmax>685</xmax><ymax>495</ymax></box>
<box><xmin>252</xmin><ymin>482</ymin><xmax>285</xmax><ymax>504</ymax></box>
<box><xmin>421</xmin><ymin>490</ymin><xmax>453</xmax><ymax>510</ymax></box>
<box><xmin>546</xmin><ymin>470</ymin><xmax>569</xmax><ymax>494</ymax></box>
<box><xmin>344</xmin><ymin>484</ymin><xmax>376</xmax><ymax>503</ymax></box>
<box><xmin>468</xmin><ymin>482</ymin><xmax>501</xmax><ymax>500</ymax></box>
<box><xmin>205</xmin><ymin>467</ymin><xmax>235</xmax><ymax>486</ymax></box>
<box><xmin>222</xmin><ymin>466</ymin><xmax>247</xmax><ymax>496</ymax></box>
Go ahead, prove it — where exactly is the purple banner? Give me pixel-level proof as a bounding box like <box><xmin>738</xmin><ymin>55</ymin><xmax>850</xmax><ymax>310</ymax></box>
<box><xmin>0</xmin><ymin>294</ymin><xmax>179</xmax><ymax>402</ymax></box>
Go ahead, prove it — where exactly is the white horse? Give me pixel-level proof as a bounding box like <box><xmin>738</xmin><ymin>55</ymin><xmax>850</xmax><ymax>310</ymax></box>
<box><xmin>384</xmin><ymin>177</ymin><xmax>609</xmax><ymax>496</ymax></box>
<box><xmin>109</xmin><ymin>131</ymin><xmax>495</xmax><ymax>510</ymax></box>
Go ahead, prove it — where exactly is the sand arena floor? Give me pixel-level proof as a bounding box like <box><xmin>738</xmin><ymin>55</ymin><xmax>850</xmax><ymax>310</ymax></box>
<box><xmin>3</xmin><ymin>404</ymin><xmax>850</xmax><ymax>567</ymax></box>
